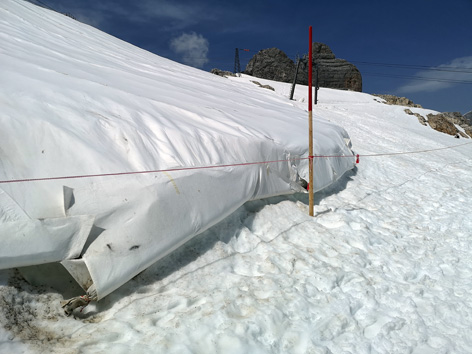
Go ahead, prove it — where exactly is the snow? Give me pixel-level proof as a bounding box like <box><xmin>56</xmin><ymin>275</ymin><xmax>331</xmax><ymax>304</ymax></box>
<box><xmin>0</xmin><ymin>0</ymin><xmax>355</xmax><ymax>301</ymax></box>
<box><xmin>1</xmin><ymin>0</ymin><xmax>472</xmax><ymax>353</ymax></box>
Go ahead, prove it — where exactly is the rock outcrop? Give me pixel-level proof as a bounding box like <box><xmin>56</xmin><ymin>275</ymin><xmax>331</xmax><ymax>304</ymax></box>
<box><xmin>250</xmin><ymin>80</ymin><xmax>275</xmax><ymax>91</ymax></box>
<box><xmin>404</xmin><ymin>109</ymin><xmax>427</xmax><ymax>126</ymax></box>
<box><xmin>244</xmin><ymin>48</ymin><xmax>295</xmax><ymax>83</ymax></box>
<box><xmin>464</xmin><ymin>111</ymin><xmax>472</xmax><ymax>124</ymax></box>
<box><xmin>404</xmin><ymin>109</ymin><xmax>472</xmax><ymax>138</ymax></box>
<box><xmin>442</xmin><ymin>112</ymin><xmax>472</xmax><ymax>138</ymax></box>
<box><xmin>426</xmin><ymin>113</ymin><xmax>460</xmax><ymax>136</ymax></box>
<box><xmin>442</xmin><ymin>112</ymin><xmax>470</xmax><ymax>128</ymax></box>
<box><xmin>375</xmin><ymin>94</ymin><xmax>422</xmax><ymax>108</ymax></box>
<box><xmin>296</xmin><ymin>43</ymin><xmax>362</xmax><ymax>92</ymax></box>
<box><xmin>210</xmin><ymin>68</ymin><xmax>236</xmax><ymax>78</ymax></box>
<box><xmin>244</xmin><ymin>43</ymin><xmax>362</xmax><ymax>92</ymax></box>
<box><xmin>464</xmin><ymin>111</ymin><xmax>472</xmax><ymax>137</ymax></box>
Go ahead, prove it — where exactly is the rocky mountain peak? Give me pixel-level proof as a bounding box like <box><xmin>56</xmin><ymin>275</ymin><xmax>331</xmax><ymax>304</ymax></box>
<box><xmin>312</xmin><ymin>42</ymin><xmax>336</xmax><ymax>60</ymax></box>
<box><xmin>243</xmin><ymin>43</ymin><xmax>362</xmax><ymax>92</ymax></box>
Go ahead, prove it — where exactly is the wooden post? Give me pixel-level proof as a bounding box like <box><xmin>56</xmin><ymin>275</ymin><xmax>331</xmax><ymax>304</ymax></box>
<box><xmin>308</xmin><ymin>26</ymin><xmax>314</xmax><ymax>217</ymax></box>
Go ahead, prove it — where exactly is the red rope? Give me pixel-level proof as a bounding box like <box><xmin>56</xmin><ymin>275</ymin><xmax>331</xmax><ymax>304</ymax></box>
<box><xmin>0</xmin><ymin>141</ymin><xmax>470</xmax><ymax>185</ymax></box>
<box><xmin>0</xmin><ymin>157</ymin><xmax>310</xmax><ymax>184</ymax></box>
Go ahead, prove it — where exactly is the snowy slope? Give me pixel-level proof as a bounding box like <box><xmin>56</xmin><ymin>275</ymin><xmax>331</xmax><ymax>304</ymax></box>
<box><xmin>3</xmin><ymin>82</ymin><xmax>472</xmax><ymax>354</ymax></box>
<box><xmin>0</xmin><ymin>0</ymin><xmax>355</xmax><ymax>301</ymax></box>
<box><xmin>2</xmin><ymin>1</ymin><xmax>472</xmax><ymax>353</ymax></box>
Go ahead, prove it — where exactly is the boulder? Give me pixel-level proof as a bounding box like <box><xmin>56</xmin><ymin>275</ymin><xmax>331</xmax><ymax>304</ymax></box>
<box><xmin>426</xmin><ymin>113</ymin><xmax>459</xmax><ymax>136</ymax></box>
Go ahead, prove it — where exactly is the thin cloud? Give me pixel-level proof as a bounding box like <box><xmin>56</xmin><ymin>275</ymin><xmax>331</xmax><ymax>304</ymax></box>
<box><xmin>41</xmin><ymin>1</ymin><xmax>212</xmax><ymax>30</ymax></box>
<box><xmin>139</xmin><ymin>0</ymin><xmax>196</xmax><ymax>22</ymax></box>
<box><xmin>136</xmin><ymin>0</ymin><xmax>217</xmax><ymax>29</ymax></box>
<box><xmin>170</xmin><ymin>32</ymin><xmax>209</xmax><ymax>68</ymax></box>
<box><xmin>397</xmin><ymin>56</ymin><xmax>472</xmax><ymax>94</ymax></box>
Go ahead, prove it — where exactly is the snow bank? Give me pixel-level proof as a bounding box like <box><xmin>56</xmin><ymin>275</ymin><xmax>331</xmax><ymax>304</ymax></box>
<box><xmin>0</xmin><ymin>0</ymin><xmax>355</xmax><ymax>300</ymax></box>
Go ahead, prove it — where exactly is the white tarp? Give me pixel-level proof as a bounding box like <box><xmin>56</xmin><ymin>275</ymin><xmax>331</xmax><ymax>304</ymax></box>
<box><xmin>0</xmin><ymin>0</ymin><xmax>355</xmax><ymax>299</ymax></box>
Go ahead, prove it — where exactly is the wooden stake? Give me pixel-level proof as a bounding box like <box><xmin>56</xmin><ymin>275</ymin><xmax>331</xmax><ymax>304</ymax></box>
<box><xmin>308</xmin><ymin>26</ymin><xmax>314</xmax><ymax>216</ymax></box>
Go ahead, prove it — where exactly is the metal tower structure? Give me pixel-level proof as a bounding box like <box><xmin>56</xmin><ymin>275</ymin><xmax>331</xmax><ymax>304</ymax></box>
<box><xmin>234</xmin><ymin>48</ymin><xmax>241</xmax><ymax>77</ymax></box>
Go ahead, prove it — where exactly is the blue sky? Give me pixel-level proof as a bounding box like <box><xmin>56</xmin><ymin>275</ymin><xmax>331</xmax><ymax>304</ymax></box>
<box><xmin>30</xmin><ymin>0</ymin><xmax>472</xmax><ymax>114</ymax></box>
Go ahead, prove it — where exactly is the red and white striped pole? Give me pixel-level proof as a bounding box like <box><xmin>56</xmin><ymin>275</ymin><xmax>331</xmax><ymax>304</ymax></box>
<box><xmin>308</xmin><ymin>26</ymin><xmax>314</xmax><ymax>216</ymax></box>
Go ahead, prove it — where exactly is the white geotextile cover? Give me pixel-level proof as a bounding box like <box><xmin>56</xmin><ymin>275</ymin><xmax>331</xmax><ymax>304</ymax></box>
<box><xmin>0</xmin><ymin>0</ymin><xmax>355</xmax><ymax>299</ymax></box>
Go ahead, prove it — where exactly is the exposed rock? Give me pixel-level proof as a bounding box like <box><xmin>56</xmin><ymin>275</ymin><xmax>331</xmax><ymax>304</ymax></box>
<box><xmin>404</xmin><ymin>109</ymin><xmax>427</xmax><ymax>126</ymax></box>
<box><xmin>244</xmin><ymin>43</ymin><xmax>362</xmax><ymax>92</ymax></box>
<box><xmin>418</xmin><ymin>116</ymin><xmax>428</xmax><ymax>126</ymax></box>
<box><xmin>427</xmin><ymin>113</ymin><xmax>459</xmax><ymax>136</ymax></box>
<box><xmin>312</xmin><ymin>42</ymin><xmax>336</xmax><ymax>60</ymax></box>
<box><xmin>250</xmin><ymin>80</ymin><xmax>275</xmax><ymax>91</ymax></box>
<box><xmin>465</xmin><ymin>127</ymin><xmax>472</xmax><ymax>138</ymax></box>
<box><xmin>210</xmin><ymin>68</ymin><xmax>236</xmax><ymax>78</ymax></box>
<box><xmin>244</xmin><ymin>48</ymin><xmax>295</xmax><ymax>83</ymax></box>
<box><xmin>441</xmin><ymin>112</ymin><xmax>472</xmax><ymax>138</ymax></box>
<box><xmin>464</xmin><ymin>111</ymin><xmax>472</xmax><ymax>124</ymax></box>
<box><xmin>405</xmin><ymin>109</ymin><xmax>471</xmax><ymax>138</ymax></box>
<box><xmin>442</xmin><ymin>112</ymin><xmax>464</xmax><ymax>124</ymax></box>
<box><xmin>375</xmin><ymin>94</ymin><xmax>422</xmax><ymax>108</ymax></box>
<box><xmin>442</xmin><ymin>112</ymin><xmax>472</xmax><ymax>129</ymax></box>
<box><xmin>463</xmin><ymin>111</ymin><xmax>472</xmax><ymax>137</ymax></box>
<box><xmin>296</xmin><ymin>43</ymin><xmax>362</xmax><ymax>92</ymax></box>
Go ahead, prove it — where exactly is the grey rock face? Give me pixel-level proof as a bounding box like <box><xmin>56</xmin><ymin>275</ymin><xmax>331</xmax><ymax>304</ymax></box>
<box><xmin>296</xmin><ymin>43</ymin><xmax>362</xmax><ymax>92</ymax></box>
<box><xmin>464</xmin><ymin>111</ymin><xmax>472</xmax><ymax>124</ymax></box>
<box><xmin>312</xmin><ymin>42</ymin><xmax>336</xmax><ymax>60</ymax></box>
<box><xmin>442</xmin><ymin>112</ymin><xmax>470</xmax><ymax>128</ymax></box>
<box><xmin>442</xmin><ymin>111</ymin><xmax>465</xmax><ymax>124</ymax></box>
<box><xmin>244</xmin><ymin>48</ymin><xmax>295</xmax><ymax>83</ymax></box>
<box><xmin>244</xmin><ymin>43</ymin><xmax>362</xmax><ymax>92</ymax></box>
<box><xmin>442</xmin><ymin>112</ymin><xmax>472</xmax><ymax>138</ymax></box>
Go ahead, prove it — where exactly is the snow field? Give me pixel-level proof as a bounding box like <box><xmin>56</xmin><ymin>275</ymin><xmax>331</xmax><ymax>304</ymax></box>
<box><xmin>2</xmin><ymin>111</ymin><xmax>471</xmax><ymax>353</ymax></box>
<box><xmin>1</xmin><ymin>0</ymin><xmax>472</xmax><ymax>353</ymax></box>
